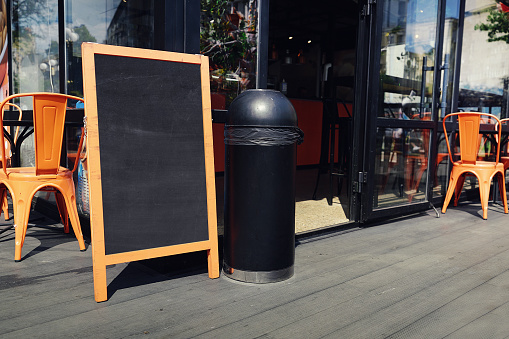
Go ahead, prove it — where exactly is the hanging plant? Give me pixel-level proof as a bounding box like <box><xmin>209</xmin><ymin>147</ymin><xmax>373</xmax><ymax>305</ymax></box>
<box><xmin>200</xmin><ymin>0</ymin><xmax>257</xmax><ymax>102</ymax></box>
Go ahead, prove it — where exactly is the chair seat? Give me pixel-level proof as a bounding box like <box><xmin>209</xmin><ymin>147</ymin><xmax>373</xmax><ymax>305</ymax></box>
<box><xmin>452</xmin><ymin>160</ymin><xmax>505</xmax><ymax>170</ymax></box>
<box><xmin>6</xmin><ymin>166</ymin><xmax>71</xmax><ymax>180</ymax></box>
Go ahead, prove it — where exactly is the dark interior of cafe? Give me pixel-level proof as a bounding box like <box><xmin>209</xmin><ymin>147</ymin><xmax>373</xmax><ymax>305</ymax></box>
<box><xmin>268</xmin><ymin>0</ymin><xmax>358</xmax><ymax>99</ymax></box>
<box><xmin>268</xmin><ymin>0</ymin><xmax>359</xmax><ymax>229</ymax></box>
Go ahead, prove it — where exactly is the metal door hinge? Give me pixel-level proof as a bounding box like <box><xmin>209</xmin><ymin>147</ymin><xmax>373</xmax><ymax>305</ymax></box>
<box><xmin>353</xmin><ymin>172</ymin><xmax>368</xmax><ymax>193</ymax></box>
<box><xmin>353</xmin><ymin>182</ymin><xmax>361</xmax><ymax>193</ymax></box>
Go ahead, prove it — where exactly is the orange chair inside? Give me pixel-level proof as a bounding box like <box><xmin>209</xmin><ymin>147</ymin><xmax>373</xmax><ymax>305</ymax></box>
<box><xmin>0</xmin><ymin>93</ymin><xmax>86</xmax><ymax>261</ymax></box>
<box><xmin>406</xmin><ymin>113</ymin><xmax>450</xmax><ymax>202</ymax></box>
<box><xmin>382</xmin><ymin>113</ymin><xmax>449</xmax><ymax>202</ymax></box>
<box><xmin>498</xmin><ymin>118</ymin><xmax>509</xmax><ymax>173</ymax></box>
<box><xmin>441</xmin><ymin>112</ymin><xmax>508</xmax><ymax>219</ymax></box>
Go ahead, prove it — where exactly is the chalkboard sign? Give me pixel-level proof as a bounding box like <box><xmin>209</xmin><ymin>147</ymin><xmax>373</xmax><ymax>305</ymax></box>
<box><xmin>82</xmin><ymin>43</ymin><xmax>219</xmax><ymax>302</ymax></box>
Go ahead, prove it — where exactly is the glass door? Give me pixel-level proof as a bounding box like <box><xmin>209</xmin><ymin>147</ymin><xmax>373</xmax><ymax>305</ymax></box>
<box><xmin>356</xmin><ymin>0</ymin><xmax>458</xmax><ymax>221</ymax></box>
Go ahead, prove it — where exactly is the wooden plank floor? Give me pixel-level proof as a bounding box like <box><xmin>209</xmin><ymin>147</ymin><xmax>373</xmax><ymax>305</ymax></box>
<box><xmin>2</xmin><ymin>203</ymin><xmax>509</xmax><ymax>338</ymax></box>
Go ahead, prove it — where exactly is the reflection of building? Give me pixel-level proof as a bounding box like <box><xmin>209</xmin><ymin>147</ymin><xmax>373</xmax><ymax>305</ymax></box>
<box><xmin>106</xmin><ymin>0</ymin><xmax>154</xmax><ymax>48</ymax></box>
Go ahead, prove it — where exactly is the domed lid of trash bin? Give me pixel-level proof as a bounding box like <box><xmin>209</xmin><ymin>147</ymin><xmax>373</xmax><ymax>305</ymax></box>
<box><xmin>227</xmin><ymin>89</ymin><xmax>297</xmax><ymax>127</ymax></box>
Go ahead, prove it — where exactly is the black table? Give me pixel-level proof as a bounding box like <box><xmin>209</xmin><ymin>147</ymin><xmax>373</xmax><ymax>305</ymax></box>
<box><xmin>3</xmin><ymin>109</ymin><xmax>84</xmax><ymax>167</ymax></box>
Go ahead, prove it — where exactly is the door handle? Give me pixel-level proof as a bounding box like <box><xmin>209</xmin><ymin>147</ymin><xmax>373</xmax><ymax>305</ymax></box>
<box><xmin>440</xmin><ymin>54</ymin><xmax>450</xmax><ymax>117</ymax></box>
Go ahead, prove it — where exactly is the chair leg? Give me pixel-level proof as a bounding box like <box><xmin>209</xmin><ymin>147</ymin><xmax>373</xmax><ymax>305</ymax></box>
<box><xmin>54</xmin><ymin>191</ymin><xmax>69</xmax><ymax>233</ymax></box>
<box><xmin>380</xmin><ymin>151</ymin><xmax>396</xmax><ymax>193</ymax></box>
<box><xmin>442</xmin><ymin>171</ymin><xmax>459</xmax><ymax>214</ymax></box>
<box><xmin>13</xmin><ymin>191</ymin><xmax>32</xmax><ymax>262</ymax></box>
<box><xmin>498</xmin><ymin>171</ymin><xmax>509</xmax><ymax>214</ymax></box>
<box><xmin>477</xmin><ymin>173</ymin><xmax>491</xmax><ymax>220</ymax></box>
<box><xmin>60</xmin><ymin>183</ymin><xmax>85</xmax><ymax>251</ymax></box>
<box><xmin>453</xmin><ymin>174</ymin><xmax>467</xmax><ymax>207</ymax></box>
<box><xmin>404</xmin><ymin>159</ymin><xmax>412</xmax><ymax>193</ymax></box>
<box><xmin>408</xmin><ymin>161</ymin><xmax>427</xmax><ymax>202</ymax></box>
<box><xmin>0</xmin><ymin>187</ymin><xmax>8</xmax><ymax>220</ymax></box>
<box><xmin>312</xmin><ymin>168</ymin><xmax>321</xmax><ymax>200</ymax></box>
<box><xmin>328</xmin><ymin>122</ymin><xmax>335</xmax><ymax>206</ymax></box>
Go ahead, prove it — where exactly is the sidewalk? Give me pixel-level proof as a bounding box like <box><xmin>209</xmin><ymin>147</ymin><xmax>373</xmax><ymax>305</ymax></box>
<box><xmin>1</xmin><ymin>202</ymin><xmax>509</xmax><ymax>338</ymax></box>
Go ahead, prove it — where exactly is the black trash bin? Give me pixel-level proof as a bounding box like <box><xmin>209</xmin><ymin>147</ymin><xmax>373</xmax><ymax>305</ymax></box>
<box><xmin>223</xmin><ymin>89</ymin><xmax>303</xmax><ymax>283</ymax></box>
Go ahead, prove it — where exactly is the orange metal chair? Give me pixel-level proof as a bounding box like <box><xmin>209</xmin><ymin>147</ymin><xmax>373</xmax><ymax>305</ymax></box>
<box><xmin>452</xmin><ymin>117</ymin><xmax>499</xmax><ymax>207</ymax></box>
<box><xmin>442</xmin><ymin>112</ymin><xmax>508</xmax><ymax>219</ymax></box>
<box><xmin>0</xmin><ymin>93</ymin><xmax>86</xmax><ymax>261</ymax></box>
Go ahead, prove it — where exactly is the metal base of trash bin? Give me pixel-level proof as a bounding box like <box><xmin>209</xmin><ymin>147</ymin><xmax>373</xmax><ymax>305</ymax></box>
<box><xmin>223</xmin><ymin>263</ymin><xmax>294</xmax><ymax>283</ymax></box>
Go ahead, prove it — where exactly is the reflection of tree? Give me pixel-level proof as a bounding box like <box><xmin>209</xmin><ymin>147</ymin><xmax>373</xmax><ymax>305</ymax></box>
<box><xmin>12</xmin><ymin>1</ymin><xmax>53</xmax><ymax>57</ymax></box>
<box><xmin>12</xmin><ymin>0</ymin><xmax>58</xmax><ymax>93</ymax></box>
<box><xmin>65</xmin><ymin>25</ymin><xmax>96</xmax><ymax>98</ymax></box>
<box><xmin>71</xmin><ymin>24</ymin><xmax>97</xmax><ymax>56</ymax></box>
<box><xmin>200</xmin><ymin>0</ymin><xmax>257</xmax><ymax>105</ymax></box>
<box><xmin>475</xmin><ymin>3</ymin><xmax>509</xmax><ymax>43</ymax></box>
<box><xmin>12</xmin><ymin>0</ymin><xmax>48</xmax><ymax>26</ymax></box>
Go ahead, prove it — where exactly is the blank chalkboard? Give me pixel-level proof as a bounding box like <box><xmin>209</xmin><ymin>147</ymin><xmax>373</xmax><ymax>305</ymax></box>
<box><xmin>82</xmin><ymin>43</ymin><xmax>219</xmax><ymax>302</ymax></box>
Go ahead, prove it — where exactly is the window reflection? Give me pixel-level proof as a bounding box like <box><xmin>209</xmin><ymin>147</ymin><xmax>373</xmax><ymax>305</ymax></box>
<box><xmin>438</xmin><ymin>0</ymin><xmax>462</xmax><ymax>118</ymax></box>
<box><xmin>200</xmin><ymin>0</ymin><xmax>257</xmax><ymax>109</ymax></box>
<box><xmin>459</xmin><ymin>0</ymin><xmax>509</xmax><ymax>117</ymax></box>
<box><xmin>374</xmin><ymin>127</ymin><xmax>430</xmax><ymax>208</ymax></box>
<box><xmin>64</xmin><ymin>0</ymin><xmax>154</xmax><ymax>99</ymax></box>
<box><xmin>12</xmin><ymin>0</ymin><xmax>59</xmax><ymax>97</ymax></box>
<box><xmin>379</xmin><ymin>0</ymin><xmax>437</xmax><ymax>120</ymax></box>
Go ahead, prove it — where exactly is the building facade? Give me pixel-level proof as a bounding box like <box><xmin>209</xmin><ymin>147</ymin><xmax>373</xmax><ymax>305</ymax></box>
<box><xmin>8</xmin><ymin>0</ymin><xmax>509</xmax><ymax>231</ymax></box>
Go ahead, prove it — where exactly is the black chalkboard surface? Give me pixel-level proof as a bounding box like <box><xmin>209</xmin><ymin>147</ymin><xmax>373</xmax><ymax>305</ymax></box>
<box><xmin>82</xmin><ymin>43</ymin><xmax>219</xmax><ymax>302</ymax></box>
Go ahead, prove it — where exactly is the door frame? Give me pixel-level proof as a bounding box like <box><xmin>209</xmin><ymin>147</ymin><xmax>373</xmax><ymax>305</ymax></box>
<box><xmin>352</xmin><ymin>0</ymin><xmax>456</xmax><ymax>223</ymax></box>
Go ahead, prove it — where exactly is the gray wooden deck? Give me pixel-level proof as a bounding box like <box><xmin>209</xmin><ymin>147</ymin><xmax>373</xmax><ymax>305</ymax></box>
<box><xmin>2</xmin><ymin>202</ymin><xmax>509</xmax><ymax>338</ymax></box>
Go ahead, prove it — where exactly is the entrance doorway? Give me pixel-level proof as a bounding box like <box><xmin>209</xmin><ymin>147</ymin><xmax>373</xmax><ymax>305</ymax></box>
<box><xmin>268</xmin><ymin>0</ymin><xmax>359</xmax><ymax>232</ymax></box>
<box><xmin>356</xmin><ymin>0</ymin><xmax>462</xmax><ymax>222</ymax></box>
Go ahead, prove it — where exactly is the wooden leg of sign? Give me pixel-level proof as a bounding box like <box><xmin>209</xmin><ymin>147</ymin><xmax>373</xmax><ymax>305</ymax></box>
<box><xmin>93</xmin><ymin>264</ymin><xmax>108</xmax><ymax>302</ymax></box>
<box><xmin>208</xmin><ymin>247</ymin><xmax>220</xmax><ymax>278</ymax></box>
<box><xmin>92</xmin><ymin>233</ymin><xmax>108</xmax><ymax>302</ymax></box>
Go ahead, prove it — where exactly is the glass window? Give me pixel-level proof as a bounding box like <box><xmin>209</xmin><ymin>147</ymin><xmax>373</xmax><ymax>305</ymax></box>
<box><xmin>12</xmin><ymin>0</ymin><xmax>155</xmax><ymax>101</ymax></box>
<box><xmin>439</xmin><ymin>0</ymin><xmax>461</xmax><ymax>119</ymax></box>
<box><xmin>12</xmin><ymin>0</ymin><xmax>59</xmax><ymax>97</ymax></box>
<box><xmin>65</xmin><ymin>0</ymin><xmax>154</xmax><ymax>100</ymax></box>
<box><xmin>379</xmin><ymin>0</ymin><xmax>438</xmax><ymax>121</ymax></box>
<box><xmin>12</xmin><ymin>0</ymin><xmax>58</xmax><ymax>167</ymax></box>
<box><xmin>374</xmin><ymin>127</ymin><xmax>430</xmax><ymax>208</ymax></box>
<box><xmin>200</xmin><ymin>0</ymin><xmax>258</xmax><ymax>109</ymax></box>
<box><xmin>458</xmin><ymin>0</ymin><xmax>509</xmax><ymax>117</ymax></box>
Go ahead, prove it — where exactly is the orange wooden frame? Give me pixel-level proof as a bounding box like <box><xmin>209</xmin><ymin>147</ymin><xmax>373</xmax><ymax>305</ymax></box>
<box><xmin>81</xmin><ymin>43</ymin><xmax>219</xmax><ymax>302</ymax></box>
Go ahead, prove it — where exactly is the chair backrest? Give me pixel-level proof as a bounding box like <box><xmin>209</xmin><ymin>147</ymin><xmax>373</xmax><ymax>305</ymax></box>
<box><xmin>500</xmin><ymin>118</ymin><xmax>509</xmax><ymax>154</ymax></box>
<box><xmin>34</xmin><ymin>94</ymin><xmax>68</xmax><ymax>175</ymax></box>
<box><xmin>443</xmin><ymin>112</ymin><xmax>501</xmax><ymax>165</ymax></box>
<box><xmin>0</xmin><ymin>92</ymin><xmax>84</xmax><ymax>176</ymax></box>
